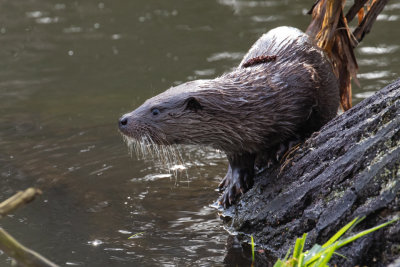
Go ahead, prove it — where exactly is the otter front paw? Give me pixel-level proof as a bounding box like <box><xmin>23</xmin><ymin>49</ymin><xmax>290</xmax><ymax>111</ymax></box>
<box><xmin>218</xmin><ymin>153</ymin><xmax>256</xmax><ymax>208</ymax></box>
<box><xmin>219</xmin><ymin>167</ymin><xmax>254</xmax><ymax>207</ymax></box>
<box><xmin>218</xmin><ymin>165</ymin><xmax>232</xmax><ymax>190</ymax></box>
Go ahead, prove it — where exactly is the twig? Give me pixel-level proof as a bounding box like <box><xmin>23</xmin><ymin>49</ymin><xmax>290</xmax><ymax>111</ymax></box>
<box><xmin>0</xmin><ymin>228</ymin><xmax>59</xmax><ymax>267</ymax></box>
<box><xmin>345</xmin><ymin>0</ymin><xmax>369</xmax><ymax>22</ymax></box>
<box><xmin>0</xmin><ymin>188</ymin><xmax>59</xmax><ymax>266</ymax></box>
<box><xmin>353</xmin><ymin>0</ymin><xmax>390</xmax><ymax>43</ymax></box>
<box><xmin>0</xmin><ymin>188</ymin><xmax>42</xmax><ymax>219</ymax></box>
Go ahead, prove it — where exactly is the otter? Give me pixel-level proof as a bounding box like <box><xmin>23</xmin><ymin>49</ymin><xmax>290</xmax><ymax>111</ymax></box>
<box><xmin>118</xmin><ymin>26</ymin><xmax>339</xmax><ymax>207</ymax></box>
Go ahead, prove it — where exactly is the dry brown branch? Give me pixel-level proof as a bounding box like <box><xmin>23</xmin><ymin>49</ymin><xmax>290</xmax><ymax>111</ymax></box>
<box><xmin>353</xmin><ymin>0</ymin><xmax>390</xmax><ymax>43</ymax></box>
<box><xmin>306</xmin><ymin>0</ymin><xmax>358</xmax><ymax>111</ymax></box>
<box><xmin>0</xmin><ymin>229</ymin><xmax>59</xmax><ymax>267</ymax></box>
<box><xmin>345</xmin><ymin>0</ymin><xmax>369</xmax><ymax>21</ymax></box>
<box><xmin>0</xmin><ymin>188</ymin><xmax>59</xmax><ymax>267</ymax></box>
<box><xmin>306</xmin><ymin>0</ymin><xmax>389</xmax><ymax>111</ymax></box>
<box><xmin>0</xmin><ymin>188</ymin><xmax>42</xmax><ymax>219</ymax></box>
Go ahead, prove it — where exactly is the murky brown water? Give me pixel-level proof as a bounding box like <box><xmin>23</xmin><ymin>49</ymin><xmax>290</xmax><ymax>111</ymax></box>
<box><xmin>0</xmin><ymin>0</ymin><xmax>399</xmax><ymax>266</ymax></box>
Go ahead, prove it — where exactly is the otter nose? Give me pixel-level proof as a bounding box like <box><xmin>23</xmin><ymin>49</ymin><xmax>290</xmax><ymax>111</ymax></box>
<box><xmin>118</xmin><ymin>115</ymin><xmax>129</xmax><ymax>130</ymax></box>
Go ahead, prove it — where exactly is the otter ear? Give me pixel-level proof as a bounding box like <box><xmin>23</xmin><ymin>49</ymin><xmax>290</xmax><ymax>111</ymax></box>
<box><xmin>185</xmin><ymin>97</ymin><xmax>203</xmax><ymax>112</ymax></box>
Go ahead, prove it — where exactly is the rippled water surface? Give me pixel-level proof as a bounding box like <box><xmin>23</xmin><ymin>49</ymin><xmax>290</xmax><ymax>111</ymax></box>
<box><xmin>0</xmin><ymin>0</ymin><xmax>399</xmax><ymax>266</ymax></box>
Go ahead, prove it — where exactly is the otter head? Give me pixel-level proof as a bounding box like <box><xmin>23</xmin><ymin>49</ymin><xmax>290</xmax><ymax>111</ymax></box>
<box><xmin>119</xmin><ymin>80</ymin><xmax>217</xmax><ymax>148</ymax></box>
<box><xmin>119</xmin><ymin>73</ymin><xmax>275</xmax><ymax>156</ymax></box>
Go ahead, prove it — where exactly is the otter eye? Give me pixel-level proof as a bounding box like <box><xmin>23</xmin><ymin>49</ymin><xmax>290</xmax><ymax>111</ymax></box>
<box><xmin>151</xmin><ymin>108</ymin><xmax>160</xmax><ymax>116</ymax></box>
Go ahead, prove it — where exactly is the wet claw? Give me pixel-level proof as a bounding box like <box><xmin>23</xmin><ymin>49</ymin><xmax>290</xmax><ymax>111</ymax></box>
<box><xmin>218</xmin><ymin>165</ymin><xmax>232</xmax><ymax>191</ymax></box>
<box><xmin>218</xmin><ymin>158</ymin><xmax>255</xmax><ymax>208</ymax></box>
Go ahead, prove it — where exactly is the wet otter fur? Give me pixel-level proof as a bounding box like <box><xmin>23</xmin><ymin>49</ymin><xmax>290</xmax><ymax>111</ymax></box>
<box><xmin>118</xmin><ymin>26</ymin><xmax>339</xmax><ymax>207</ymax></box>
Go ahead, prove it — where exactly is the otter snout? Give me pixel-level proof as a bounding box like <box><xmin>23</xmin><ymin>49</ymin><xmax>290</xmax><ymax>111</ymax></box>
<box><xmin>118</xmin><ymin>114</ymin><xmax>130</xmax><ymax>134</ymax></box>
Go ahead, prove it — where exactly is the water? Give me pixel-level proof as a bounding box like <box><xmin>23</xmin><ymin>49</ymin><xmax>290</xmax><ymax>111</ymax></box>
<box><xmin>0</xmin><ymin>0</ymin><xmax>399</xmax><ymax>266</ymax></box>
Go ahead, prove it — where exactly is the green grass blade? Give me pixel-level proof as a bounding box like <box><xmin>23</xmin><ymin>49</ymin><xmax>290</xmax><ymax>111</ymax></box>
<box><xmin>336</xmin><ymin>218</ymin><xmax>399</xmax><ymax>249</ymax></box>
<box><xmin>283</xmin><ymin>247</ymin><xmax>292</xmax><ymax>261</ymax></box>
<box><xmin>128</xmin><ymin>232</ymin><xmax>144</xmax><ymax>239</ymax></box>
<box><xmin>303</xmin><ymin>244</ymin><xmax>323</xmax><ymax>263</ymax></box>
<box><xmin>273</xmin><ymin>259</ymin><xmax>285</xmax><ymax>267</ymax></box>
<box><xmin>306</xmin><ymin>244</ymin><xmax>337</xmax><ymax>265</ymax></box>
<box><xmin>306</xmin><ymin>252</ymin><xmax>326</xmax><ymax>265</ymax></box>
<box><xmin>275</xmin><ymin>217</ymin><xmax>398</xmax><ymax>267</ymax></box>
<box><xmin>315</xmin><ymin>242</ymin><xmax>337</xmax><ymax>266</ymax></box>
<box><xmin>345</xmin><ymin>216</ymin><xmax>366</xmax><ymax>235</ymax></box>
<box><xmin>333</xmin><ymin>251</ymin><xmax>347</xmax><ymax>259</ymax></box>
<box><xmin>307</xmin><ymin>218</ymin><xmax>398</xmax><ymax>264</ymax></box>
<box><xmin>293</xmin><ymin>233</ymin><xmax>307</xmax><ymax>260</ymax></box>
<box><xmin>322</xmin><ymin>217</ymin><xmax>360</xmax><ymax>248</ymax></box>
<box><xmin>251</xmin><ymin>235</ymin><xmax>255</xmax><ymax>262</ymax></box>
<box><xmin>297</xmin><ymin>253</ymin><xmax>305</xmax><ymax>267</ymax></box>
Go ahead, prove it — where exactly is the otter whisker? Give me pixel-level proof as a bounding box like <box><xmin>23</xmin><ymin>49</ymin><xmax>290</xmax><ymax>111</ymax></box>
<box><xmin>123</xmin><ymin>130</ymin><xmax>186</xmax><ymax>177</ymax></box>
<box><xmin>121</xmin><ymin>134</ymin><xmax>136</xmax><ymax>158</ymax></box>
<box><xmin>144</xmin><ymin>134</ymin><xmax>154</xmax><ymax>158</ymax></box>
<box><xmin>142</xmin><ymin>135</ymin><xmax>152</xmax><ymax>158</ymax></box>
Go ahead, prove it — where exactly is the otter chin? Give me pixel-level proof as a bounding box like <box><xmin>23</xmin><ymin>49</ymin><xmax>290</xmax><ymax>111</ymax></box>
<box><xmin>118</xmin><ymin>26</ymin><xmax>339</xmax><ymax>208</ymax></box>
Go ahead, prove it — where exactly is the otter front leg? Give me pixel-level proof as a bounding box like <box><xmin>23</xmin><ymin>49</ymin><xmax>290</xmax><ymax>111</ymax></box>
<box><xmin>218</xmin><ymin>153</ymin><xmax>256</xmax><ymax>207</ymax></box>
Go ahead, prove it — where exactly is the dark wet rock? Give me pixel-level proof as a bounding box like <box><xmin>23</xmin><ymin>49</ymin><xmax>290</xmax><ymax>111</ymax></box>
<box><xmin>221</xmin><ymin>78</ymin><xmax>400</xmax><ymax>266</ymax></box>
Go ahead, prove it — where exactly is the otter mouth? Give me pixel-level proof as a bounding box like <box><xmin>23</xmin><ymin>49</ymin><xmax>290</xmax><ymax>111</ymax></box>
<box><xmin>118</xmin><ymin>115</ymin><xmax>183</xmax><ymax>167</ymax></box>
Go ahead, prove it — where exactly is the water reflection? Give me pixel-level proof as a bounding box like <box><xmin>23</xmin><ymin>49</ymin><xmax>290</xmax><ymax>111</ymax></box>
<box><xmin>358</xmin><ymin>45</ymin><xmax>399</xmax><ymax>55</ymax></box>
